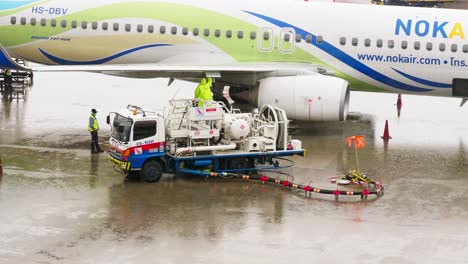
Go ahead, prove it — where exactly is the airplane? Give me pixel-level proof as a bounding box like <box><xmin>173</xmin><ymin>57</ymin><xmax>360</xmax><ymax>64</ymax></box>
<box><xmin>1</xmin><ymin>0</ymin><xmax>468</xmax><ymax>121</ymax></box>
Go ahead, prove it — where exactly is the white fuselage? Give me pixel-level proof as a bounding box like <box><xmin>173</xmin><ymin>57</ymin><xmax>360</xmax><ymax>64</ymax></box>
<box><xmin>0</xmin><ymin>0</ymin><xmax>467</xmax><ymax>96</ymax></box>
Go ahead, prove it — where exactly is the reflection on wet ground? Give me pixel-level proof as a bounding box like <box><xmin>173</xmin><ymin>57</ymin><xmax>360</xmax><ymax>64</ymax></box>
<box><xmin>1</xmin><ymin>73</ymin><xmax>468</xmax><ymax>263</ymax></box>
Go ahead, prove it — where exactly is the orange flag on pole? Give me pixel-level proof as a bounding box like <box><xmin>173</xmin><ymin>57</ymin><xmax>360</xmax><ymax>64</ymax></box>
<box><xmin>354</xmin><ymin>135</ymin><xmax>365</xmax><ymax>149</ymax></box>
<box><xmin>347</xmin><ymin>135</ymin><xmax>365</xmax><ymax>149</ymax></box>
<box><xmin>347</xmin><ymin>136</ymin><xmax>355</xmax><ymax>148</ymax></box>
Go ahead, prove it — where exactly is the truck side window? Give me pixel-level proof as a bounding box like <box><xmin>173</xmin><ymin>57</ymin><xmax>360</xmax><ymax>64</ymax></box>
<box><xmin>133</xmin><ymin>121</ymin><xmax>157</xmax><ymax>141</ymax></box>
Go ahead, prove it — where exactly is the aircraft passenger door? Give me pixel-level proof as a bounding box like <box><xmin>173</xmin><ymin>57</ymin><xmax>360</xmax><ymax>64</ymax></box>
<box><xmin>258</xmin><ymin>27</ymin><xmax>274</xmax><ymax>52</ymax></box>
<box><xmin>279</xmin><ymin>28</ymin><xmax>295</xmax><ymax>54</ymax></box>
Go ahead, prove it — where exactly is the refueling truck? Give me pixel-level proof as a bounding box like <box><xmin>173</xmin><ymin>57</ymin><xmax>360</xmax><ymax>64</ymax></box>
<box><xmin>107</xmin><ymin>100</ymin><xmax>306</xmax><ymax>182</ymax></box>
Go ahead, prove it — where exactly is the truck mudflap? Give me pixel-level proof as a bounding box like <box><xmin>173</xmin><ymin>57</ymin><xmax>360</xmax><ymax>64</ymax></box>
<box><xmin>108</xmin><ymin>155</ymin><xmax>131</xmax><ymax>171</ymax></box>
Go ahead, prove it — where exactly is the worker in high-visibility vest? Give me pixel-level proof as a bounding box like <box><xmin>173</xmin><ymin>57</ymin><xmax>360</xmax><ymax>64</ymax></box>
<box><xmin>88</xmin><ymin>108</ymin><xmax>103</xmax><ymax>153</ymax></box>
<box><xmin>194</xmin><ymin>77</ymin><xmax>213</xmax><ymax>107</ymax></box>
<box><xmin>4</xmin><ymin>69</ymin><xmax>12</xmax><ymax>92</ymax></box>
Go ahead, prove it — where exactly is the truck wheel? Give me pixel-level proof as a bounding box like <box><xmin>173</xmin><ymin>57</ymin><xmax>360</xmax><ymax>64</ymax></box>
<box><xmin>142</xmin><ymin>161</ymin><xmax>163</xmax><ymax>182</ymax></box>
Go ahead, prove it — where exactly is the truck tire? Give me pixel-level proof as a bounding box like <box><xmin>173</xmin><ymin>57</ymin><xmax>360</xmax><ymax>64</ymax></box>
<box><xmin>142</xmin><ymin>160</ymin><xmax>163</xmax><ymax>182</ymax></box>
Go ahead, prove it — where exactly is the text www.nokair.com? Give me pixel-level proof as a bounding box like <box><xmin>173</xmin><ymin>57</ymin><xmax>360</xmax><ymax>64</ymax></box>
<box><xmin>357</xmin><ymin>53</ymin><xmax>468</xmax><ymax>67</ymax></box>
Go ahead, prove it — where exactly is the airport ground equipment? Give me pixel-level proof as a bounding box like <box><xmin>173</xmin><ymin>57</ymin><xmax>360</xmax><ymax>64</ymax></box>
<box><xmin>107</xmin><ymin>100</ymin><xmax>306</xmax><ymax>182</ymax></box>
<box><xmin>234</xmin><ymin>170</ymin><xmax>385</xmax><ymax>200</ymax></box>
<box><xmin>331</xmin><ymin>169</ymin><xmax>382</xmax><ymax>187</ymax></box>
<box><xmin>1</xmin><ymin>58</ymin><xmax>33</xmax><ymax>100</ymax></box>
<box><xmin>167</xmin><ymin>170</ymin><xmax>385</xmax><ymax>200</ymax></box>
<box><xmin>0</xmin><ymin>58</ymin><xmax>33</xmax><ymax>90</ymax></box>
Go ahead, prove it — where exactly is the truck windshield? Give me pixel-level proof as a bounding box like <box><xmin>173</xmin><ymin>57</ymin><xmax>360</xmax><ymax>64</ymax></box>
<box><xmin>112</xmin><ymin>114</ymin><xmax>133</xmax><ymax>142</ymax></box>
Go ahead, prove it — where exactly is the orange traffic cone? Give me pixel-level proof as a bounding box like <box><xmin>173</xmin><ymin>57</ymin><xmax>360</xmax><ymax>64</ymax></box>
<box><xmin>396</xmin><ymin>94</ymin><xmax>402</xmax><ymax>117</ymax></box>
<box><xmin>381</xmin><ymin>120</ymin><xmax>392</xmax><ymax>140</ymax></box>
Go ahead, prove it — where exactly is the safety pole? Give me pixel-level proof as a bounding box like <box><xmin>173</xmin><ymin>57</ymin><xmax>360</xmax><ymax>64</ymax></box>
<box><xmin>355</xmin><ymin>147</ymin><xmax>360</xmax><ymax>173</ymax></box>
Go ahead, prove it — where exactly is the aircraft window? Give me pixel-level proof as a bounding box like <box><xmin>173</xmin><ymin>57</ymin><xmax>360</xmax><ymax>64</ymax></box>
<box><xmin>10</xmin><ymin>16</ymin><xmax>16</xmax><ymax>25</ymax></box>
<box><xmin>102</xmin><ymin>22</ymin><xmax>108</xmax><ymax>31</ymax></box>
<box><xmin>463</xmin><ymin>44</ymin><xmax>468</xmax><ymax>53</ymax></box>
<box><xmin>193</xmin><ymin>28</ymin><xmax>199</xmax><ymax>36</ymax></box>
<box><xmin>237</xmin><ymin>30</ymin><xmax>243</xmax><ymax>39</ymax></box>
<box><xmin>451</xmin><ymin>44</ymin><xmax>457</xmax><ymax>52</ymax></box>
<box><xmin>339</xmin><ymin>37</ymin><xmax>346</xmax><ymax>45</ymax></box>
<box><xmin>401</xmin><ymin>40</ymin><xmax>408</xmax><ymax>49</ymax></box>
<box><xmin>61</xmin><ymin>20</ymin><xmax>67</xmax><ymax>28</ymax></box>
<box><xmin>20</xmin><ymin>17</ymin><xmax>27</xmax><ymax>25</ymax></box>
<box><xmin>42</xmin><ymin>19</ymin><xmax>48</xmax><ymax>27</ymax></box>
<box><xmin>414</xmin><ymin>41</ymin><xmax>420</xmax><ymax>50</ymax></box>
<box><xmin>376</xmin><ymin>39</ymin><xmax>383</xmax><ymax>48</ymax></box>
<box><xmin>284</xmin><ymin>33</ymin><xmax>290</xmax><ymax>42</ymax></box>
<box><xmin>81</xmin><ymin>21</ymin><xmax>88</xmax><ymax>29</ymax></box>
<box><xmin>71</xmin><ymin>20</ymin><xmax>77</xmax><ymax>28</ymax></box>
<box><xmin>92</xmin><ymin>22</ymin><xmax>98</xmax><ymax>30</ymax></box>
<box><xmin>124</xmin><ymin>24</ymin><xmax>131</xmax><ymax>32</ymax></box>
<box><xmin>113</xmin><ymin>23</ymin><xmax>119</xmax><ymax>31</ymax></box>
<box><xmin>160</xmin><ymin>26</ymin><xmax>166</xmax><ymax>34</ymax></box>
<box><xmin>295</xmin><ymin>34</ymin><xmax>302</xmax><ymax>43</ymax></box>
<box><xmin>439</xmin><ymin>43</ymin><xmax>446</xmax><ymax>52</ymax></box>
<box><xmin>263</xmin><ymin>31</ymin><xmax>270</xmax><ymax>40</ymax></box>
<box><xmin>426</xmin><ymin>42</ymin><xmax>433</xmax><ymax>51</ymax></box>
<box><xmin>316</xmin><ymin>35</ymin><xmax>323</xmax><ymax>44</ymax></box>
<box><xmin>172</xmin><ymin>26</ymin><xmax>178</xmax><ymax>35</ymax></box>
<box><xmin>182</xmin><ymin>27</ymin><xmax>189</xmax><ymax>35</ymax></box>
<box><xmin>387</xmin><ymin>40</ymin><xmax>394</xmax><ymax>48</ymax></box>
<box><xmin>137</xmin><ymin>24</ymin><xmax>143</xmax><ymax>33</ymax></box>
<box><xmin>364</xmin><ymin>38</ymin><xmax>371</xmax><ymax>47</ymax></box>
<box><xmin>50</xmin><ymin>19</ymin><xmax>56</xmax><ymax>27</ymax></box>
<box><xmin>351</xmin><ymin>37</ymin><xmax>358</xmax><ymax>46</ymax></box>
<box><xmin>250</xmin><ymin>31</ymin><xmax>256</xmax><ymax>40</ymax></box>
<box><xmin>31</xmin><ymin>18</ymin><xmax>36</xmax><ymax>26</ymax></box>
<box><xmin>204</xmin><ymin>28</ymin><xmax>210</xmax><ymax>37</ymax></box>
<box><xmin>305</xmin><ymin>35</ymin><xmax>312</xmax><ymax>43</ymax></box>
<box><xmin>226</xmin><ymin>30</ymin><xmax>232</xmax><ymax>38</ymax></box>
<box><xmin>148</xmin><ymin>25</ymin><xmax>154</xmax><ymax>33</ymax></box>
<box><xmin>215</xmin><ymin>29</ymin><xmax>221</xmax><ymax>38</ymax></box>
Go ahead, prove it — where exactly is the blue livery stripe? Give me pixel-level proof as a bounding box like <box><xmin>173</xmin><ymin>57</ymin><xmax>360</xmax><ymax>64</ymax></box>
<box><xmin>392</xmin><ymin>68</ymin><xmax>451</xmax><ymax>88</ymax></box>
<box><xmin>245</xmin><ymin>11</ymin><xmax>433</xmax><ymax>92</ymax></box>
<box><xmin>0</xmin><ymin>47</ymin><xmax>25</xmax><ymax>70</ymax></box>
<box><xmin>38</xmin><ymin>43</ymin><xmax>172</xmax><ymax>65</ymax></box>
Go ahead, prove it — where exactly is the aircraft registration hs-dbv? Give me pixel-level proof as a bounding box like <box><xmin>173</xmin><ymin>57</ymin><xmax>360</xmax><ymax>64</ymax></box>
<box><xmin>1</xmin><ymin>0</ymin><xmax>468</xmax><ymax>121</ymax></box>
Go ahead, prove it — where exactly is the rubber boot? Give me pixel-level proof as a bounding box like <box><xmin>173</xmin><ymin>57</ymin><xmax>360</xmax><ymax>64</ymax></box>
<box><xmin>91</xmin><ymin>143</ymin><xmax>98</xmax><ymax>154</ymax></box>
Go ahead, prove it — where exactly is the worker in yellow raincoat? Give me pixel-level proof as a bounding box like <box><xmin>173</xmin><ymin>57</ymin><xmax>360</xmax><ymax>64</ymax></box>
<box><xmin>194</xmin><ymin>77</ymin><xmax>213</xmax><ymax>107</ymax></box>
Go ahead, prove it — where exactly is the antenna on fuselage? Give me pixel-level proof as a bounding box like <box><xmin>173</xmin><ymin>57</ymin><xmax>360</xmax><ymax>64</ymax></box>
<box><xmin>460</xmin><ymin>98</ymin><xmax>468</xmax><ymax>107</ymax></box>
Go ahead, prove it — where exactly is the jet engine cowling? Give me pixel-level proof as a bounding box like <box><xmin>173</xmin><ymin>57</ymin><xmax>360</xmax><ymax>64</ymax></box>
<box><xmin>226</xmin><ymin>75</ymin><xmax>350</xmax><ymax>121</ymax></box>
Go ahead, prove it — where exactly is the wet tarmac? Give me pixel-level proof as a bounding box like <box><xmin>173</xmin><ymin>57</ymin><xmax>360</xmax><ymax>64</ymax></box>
<box><xmin>1</xmin><ymin>73</ymin><xmax>468</xmax><ymax>263</ymax></box>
